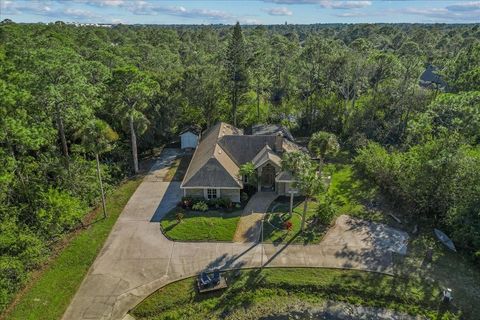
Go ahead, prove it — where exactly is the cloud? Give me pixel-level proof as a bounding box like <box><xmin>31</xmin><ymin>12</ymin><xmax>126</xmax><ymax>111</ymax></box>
<box><xmin>263</xmin><ymin>0</ymin><xmax>371</xmax><ymax>8</ymax></box>
<box><xmin>446</xmin><ymin>1</ymin><xmax>480</xmax><ymax>12</ymax></box>
<box><xmin>263</xmin><ymin>0</ymin><xmax>320</xmax><ymax>3</ymax></box>
<box><xmin>265</xmin><ymin>7</ymin><xmax>293</xmax><ymax>16</ymax></box>
<box><xmin>335</xmin><ymin>12</ymin><xmax>368</xmax><ymax>17</ymax></box>
<box><xmin>3</xmin><ymin>0</ymin><xmax>100</xmax><ymax>20</ymax></box>
<box><xmin>128</xmin><ymin>3</ymin><xmax>233</xmax><ymax>21</ymax></box>
<box><xmin>320</xmin><ymin>1</ymin><xmax>372</xmax><ymax>9</ymax></box>
<box><xmin>403</xmin><ymin>5</ymin><xmax>480</xmax><ymax>22</ymax></box>
<box><xmin>71</xmin><ymin>0</ymin><xmax>126</xmax><ymax>7</ymax></box>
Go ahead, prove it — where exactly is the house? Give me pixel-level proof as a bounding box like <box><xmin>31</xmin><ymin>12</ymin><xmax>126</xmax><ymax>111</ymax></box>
<box><xmin>180</xmin><ymin>122</ymin><xmax>302</xmax><ymax>202</ymax></box>
<box><xmin>180</xmin><ymin>126</ymin><xmax>200</xmax><ymax>150</ymax></box>
<box><xmin>419</xmin><ymin>65</ymin><xmax>447</xmax><ymax>90</ymax></box>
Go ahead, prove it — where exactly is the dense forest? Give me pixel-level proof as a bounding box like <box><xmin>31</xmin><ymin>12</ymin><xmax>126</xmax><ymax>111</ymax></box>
<box><xmin>0</xmin><ymin>20</ymin><xmax>479</xmax><ymax>311</ymax></box>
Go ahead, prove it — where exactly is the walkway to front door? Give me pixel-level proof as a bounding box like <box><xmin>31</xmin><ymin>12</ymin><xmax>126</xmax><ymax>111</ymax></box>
<box><xmin>232</xmin><ymin>192</ymin><xmax>277</xmax><ymax>243</ymax></box>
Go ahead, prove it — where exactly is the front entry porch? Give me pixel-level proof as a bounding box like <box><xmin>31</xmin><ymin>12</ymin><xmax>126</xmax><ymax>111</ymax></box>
<box><xmin>259</xmin><ymin>163</ymin><xmax>276</xmax><ymax>191</ymax></box>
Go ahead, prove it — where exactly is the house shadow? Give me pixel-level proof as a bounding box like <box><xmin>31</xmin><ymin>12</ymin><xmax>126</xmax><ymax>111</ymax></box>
<box><xmin>150</xmin><ymin>181</ymin><xmax>182</xmax><ymax>222</ymax></box>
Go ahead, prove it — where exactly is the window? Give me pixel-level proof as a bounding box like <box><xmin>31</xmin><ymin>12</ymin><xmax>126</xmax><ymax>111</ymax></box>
<box><xmin>243</xmin><ymin>175</ymin><xmax>248</xmax><ymax>183</ymax></box>
<box><xmin>207</xmin><ymin>188</ymin><xmax>217</xmax><ymax>199</ymax></box>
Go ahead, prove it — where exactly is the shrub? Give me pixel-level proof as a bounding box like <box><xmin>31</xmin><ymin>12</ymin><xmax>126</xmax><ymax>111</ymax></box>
<box><xmin>175</xmin><ymin>211</ymin><xmax>184</xmax><ymax>223</ymax></box>
<box><xmin>181</xmin><ymin>197</ymin><xmax>193</xmax><ymax>209</ymax></box>
<box><xmin>217</xmin><ymin>197</ymin><xmax>233</xmax><ymax>209</ymax></box>
<box><xmin>283</xmin><ymin>220</ymin><xmax>293</xmax><ymax>232</ymax></box>
<box><xmin>317</xmin><ymin>196</ymin><xmax>337</xmax><ymax>225</ymax></box>
<box><xmin>181</xmin><ymin>197</ymin><xmax>204</xmax><ymax>209</ymax></box>
<box><xmin>206</xmin><ymin>198</ymin><xmax>218</xmax><ymax>208</ymax></box>
<box><xmin>192</xmin><ymin>201</ymin><xmax>208</xmax><ymax>212</ymax></box>
<box><xmin>241</xmin><ymin>192</ymin><xmax>249</xmax><ymax>203</ymax></box>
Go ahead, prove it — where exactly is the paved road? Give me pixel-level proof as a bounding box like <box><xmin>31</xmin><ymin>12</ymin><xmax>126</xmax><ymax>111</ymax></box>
<box><xmin>62</xmin><ymin>148</ymin><xmax>407</xmax><ymax>320</ymax></box>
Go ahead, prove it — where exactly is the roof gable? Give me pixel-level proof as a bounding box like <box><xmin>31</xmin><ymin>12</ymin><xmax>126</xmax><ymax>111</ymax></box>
<box><xmin>181</xmin><ymin>122</ymin><xmax>242</xmax><ymax>189</ymax></box>
<box><xmin>218</xmin><ymin>135</ymin><xmax>277</xmax><ymax>165</ymax></box>
<box><xmin>182</xmin><ymin>157</ymin><xmax>241</xmax><ymax>188</ymax></box>
<box><xmin>252</xmin><ymin>145</ymin><xmax>282</xmax><ymax>169</ymax></box>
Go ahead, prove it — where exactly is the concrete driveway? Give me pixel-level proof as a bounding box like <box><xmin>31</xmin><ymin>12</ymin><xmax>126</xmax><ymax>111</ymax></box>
<box><xmin>62</xmin><ymin>148</ymin><xmax>408</xmax><ymax>320</ymax></box>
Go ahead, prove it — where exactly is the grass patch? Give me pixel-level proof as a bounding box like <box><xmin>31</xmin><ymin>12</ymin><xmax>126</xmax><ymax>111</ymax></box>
<box><xmin>163</xmin><ymin>155</ymin><xmax>191</xmax><ymax>182</ymax></box>
<box><xmin>160</xmin><ymin>208</ymin><xmax>243</xmax><ymax>242</ymax></box>
<box><xmin>321</xmin><ymin>163</ymin><xmax>381</xmax><ymax>221</ymax></box>
<box><xmin>394</xmin><ymin>220</ymin><xmax>480</xmax><ymax>320</ymax></box>
<box><xmin>131</xmin><ymin>268</ymin><xmax>458</xmax><ymax>320</ymax></box>
<box><xmin>4</xmin><ymin>177</ymin><xmax>143</xmax><ymax>320</ymax></box>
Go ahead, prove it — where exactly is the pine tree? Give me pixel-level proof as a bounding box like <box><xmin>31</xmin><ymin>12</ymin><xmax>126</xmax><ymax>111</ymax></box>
<box><xmin>226</xmin><ymin>22</ymin><xmax>248</xmax><ymax>126</ymax></box>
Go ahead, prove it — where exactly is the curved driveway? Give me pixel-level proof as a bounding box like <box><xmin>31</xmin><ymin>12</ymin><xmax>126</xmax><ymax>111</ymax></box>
<box><xmin>62</xmin><ymin>148</ymin><xmax>406</xmax><ymax>320</ymax></box>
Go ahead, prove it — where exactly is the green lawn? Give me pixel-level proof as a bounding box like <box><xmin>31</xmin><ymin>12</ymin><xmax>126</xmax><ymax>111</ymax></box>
<box><xmin>131</xmin><ymin>268</ymin><xmax>458</xmax><ymax>320</ymax></box>
<box><xmin>4</xmin><ymin>177</ymin><xmax>143</xmax><ymax>320</ymax></box>
<box><xmin>321</xmin><ymin>163</ymin><xmax>381</xmax><ymax>221</ymax></box>
<box><xmin>160</xmin><ymin>208</ymin><xmax>243</xmax><ymax>241</ymax></box>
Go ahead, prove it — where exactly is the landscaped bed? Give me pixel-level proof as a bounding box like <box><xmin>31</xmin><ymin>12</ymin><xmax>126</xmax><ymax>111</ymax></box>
<box><xmin>263</xmin><ymin>197</ymin><xmax>326</xmax><ymax>244</ymax></box>
<box><xmin>160</xmin><ymin>208</ymin><xmax>243</xmax><ymax>241</ymax></box>
<box><xmin>130</xmin><ymin>267</ymin><xmax>458</xmax><ymax>320</ymax></box>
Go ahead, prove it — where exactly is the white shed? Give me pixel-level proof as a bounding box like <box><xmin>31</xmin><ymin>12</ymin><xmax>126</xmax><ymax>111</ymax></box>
<box><xmin>180</xmin><ymin>128</ymin><xmax>199</xmax><ymax>150</ymax></box>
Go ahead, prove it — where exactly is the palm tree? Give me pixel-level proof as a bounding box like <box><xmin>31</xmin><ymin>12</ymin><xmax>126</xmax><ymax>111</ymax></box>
<box><xmin>79</xmin><ymin>119</ymin><xmax>118</xmax><ymax>218</ymax></box>
<box><xmin>282</xmin><ymin>152</ymin><xmax>324</xmax><ymax>231</ymax></box>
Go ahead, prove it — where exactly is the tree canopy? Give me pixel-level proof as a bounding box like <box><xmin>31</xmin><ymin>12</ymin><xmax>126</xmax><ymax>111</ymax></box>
<box><xmin>1</xmin><ymin>21</ymin><xmax>480</xmax><ymax>312</ymax></box>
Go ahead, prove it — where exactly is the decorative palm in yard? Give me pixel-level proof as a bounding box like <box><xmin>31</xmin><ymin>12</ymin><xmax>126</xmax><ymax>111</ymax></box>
<box><xmin>308</xmin><ymin>131</ymin><xmax>340</xmax><ymax>163</ymax></box>
<box><xmin>282</xmin><ymin>152</ymin><xmax>324</xmax><ymax>231</ymax></box>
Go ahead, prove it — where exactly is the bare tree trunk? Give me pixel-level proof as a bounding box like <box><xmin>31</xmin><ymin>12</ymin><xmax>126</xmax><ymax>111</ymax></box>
<box><xmin>256</xmin><ymin>81</ymin><xmax>261</xmax><ymax>122</ymax></box>
<box><xmin>129</xmin><ymin>113</ymin><xmax>139</xmax><ymax>174</ymax></box>
<box><xmin>301</xmin><ymin>197</ymin><xmax>309</xmax><ymax>231</ymax></box>
<box><xmin>55</xmin><ymin>109</ymin><xmax>69</xmax><ymax>165</ymax></box>
<box><xmin>95</xmin><ymin>153</ymin><xmax>107</xmax><ymax>219</ymax></box>
<box><xmin>232</xmin><ymin>84</ymin><xmax>238</xmax><ymax>127</ymax></box>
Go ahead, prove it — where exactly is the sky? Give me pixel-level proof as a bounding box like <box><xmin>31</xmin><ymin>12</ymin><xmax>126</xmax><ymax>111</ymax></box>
<box><xmin>1</xmin><ymin>0</ymin><xmax>479</xmax><ymax>25</ymax></box>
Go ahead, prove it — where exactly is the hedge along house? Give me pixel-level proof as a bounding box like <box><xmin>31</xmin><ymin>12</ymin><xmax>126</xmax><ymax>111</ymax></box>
<box><xmin>180</xmin><ymin>122</ymin><xmax>303</xmax><ymax>203</ymax></box>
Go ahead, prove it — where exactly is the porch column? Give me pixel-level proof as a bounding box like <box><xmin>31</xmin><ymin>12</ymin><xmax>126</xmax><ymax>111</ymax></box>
<box><xmin>257</xmin><ymin>167</ymin><xmax>262</xmax><ymax>192</ymax></box>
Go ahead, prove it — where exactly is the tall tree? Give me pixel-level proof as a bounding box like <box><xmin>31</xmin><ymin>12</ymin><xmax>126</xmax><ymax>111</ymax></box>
<box><xmin>248</xmin><ymin>27</ymin><xmax>272</xmax><ymax>123</ymax></box>
<box><xmin>109</xmin><ymin>66</ymin><xmax>159</xmax><ymax>174</ymax></box>
<box><xmin>78</xmin><ymin>119</ymin><xmax>118</xmax><ymax>218</ymax></box>
<box><xmin>226</xmin><ymin>22</ymin><xmax>248</xmax><ymax>126</ymax></box>
<box><xmin>308</xmin><ymin>131</ymin><xmax>340</xmax><ymax>163</ymax></box>
<box><xmin>282</xmin><ymin>152</ymin><xmax>324</xmax><ymax>231</ymax></box>
<box><xmin>33</xmin><ymin>48</ymin><xmax>98</xmax><ymax>166</ymax></box>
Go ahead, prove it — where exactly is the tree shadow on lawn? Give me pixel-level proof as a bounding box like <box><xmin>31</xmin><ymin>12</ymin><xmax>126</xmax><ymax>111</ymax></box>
<box><xmin>329</xmin><ymin>217</ymin><xmax>410</xmax><ymax>273</ymax></box>
<box><xmin>323</xmin><ymin>270</ymin><xmax>451</xmax><ymax>318</ymax></box>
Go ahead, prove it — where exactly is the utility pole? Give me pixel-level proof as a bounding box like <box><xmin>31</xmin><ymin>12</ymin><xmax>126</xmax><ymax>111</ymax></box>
<box><xmin>261</xmin><ymin>211</ymin><xmax>264</xmax><ymax>269</ymax></box>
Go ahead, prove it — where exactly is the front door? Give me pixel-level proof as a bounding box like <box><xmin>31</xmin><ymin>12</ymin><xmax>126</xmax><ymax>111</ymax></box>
<box><xmin>261</xmin><ymin>164</ymin><xmax>276</xmax><ymax>191</ymax></box>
